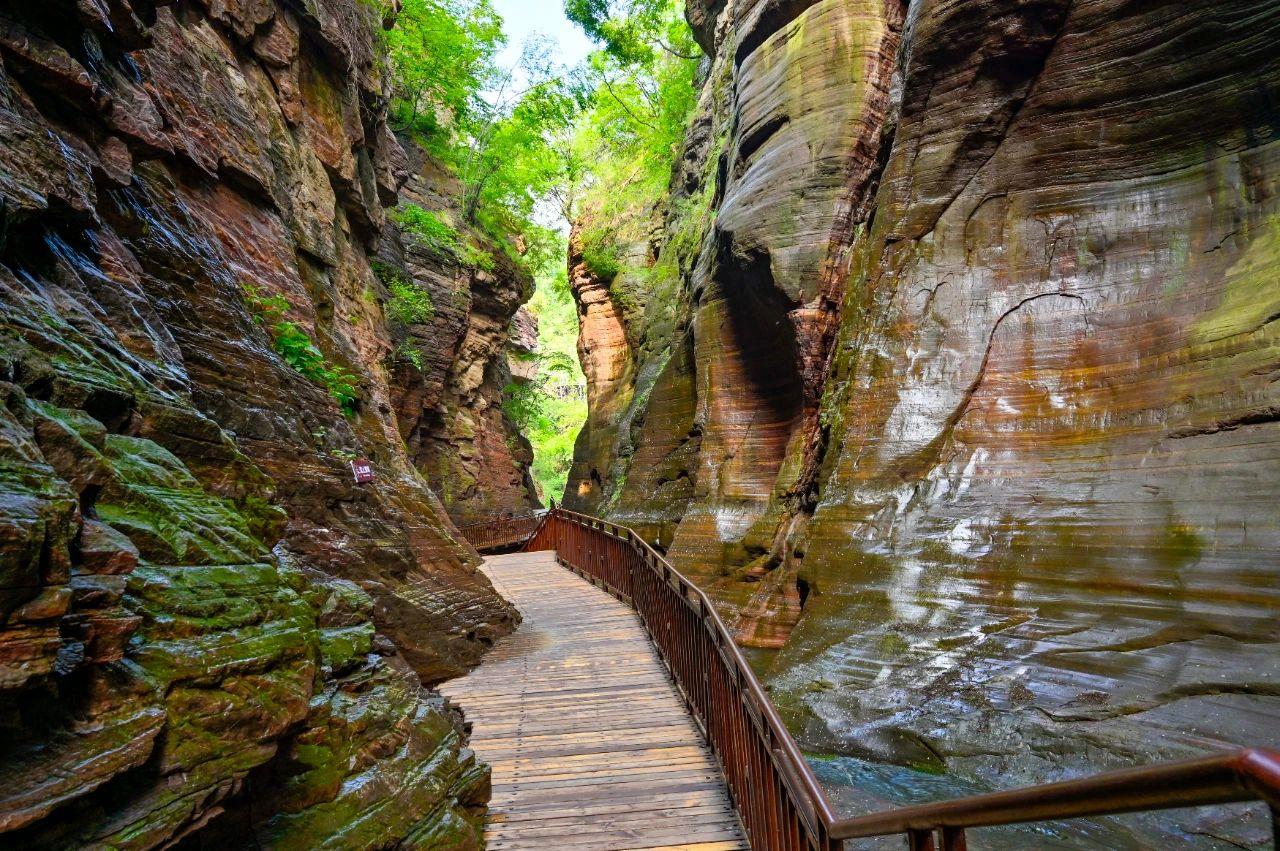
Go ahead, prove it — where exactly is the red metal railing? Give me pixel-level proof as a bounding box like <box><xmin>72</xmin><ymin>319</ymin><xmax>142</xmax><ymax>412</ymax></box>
<box><xmin>514</xmin><ymin>507</ymin><xmax>1280</xmax><ymax>851</ymax></box>
<box><xmin>456</xmin><ymin>511</ymin><xmax>545</xmax><ymax>552</ymax></box>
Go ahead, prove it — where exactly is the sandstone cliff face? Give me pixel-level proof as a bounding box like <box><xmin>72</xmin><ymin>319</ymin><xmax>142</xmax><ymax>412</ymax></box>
<box><xmin>570</xmin><ymin>0</ymin><xmax>1280</xmax><ymax>837</ymax></box>
<box><xmin>569</xmin><ymin>0</ymin><xmax>904</xmax><ymax>603</ymax></box>
<box><xmin>0</xmin><ymin>0</ymin><xmax>516</xmax><ymax>845</ymax></box>
<box><xmin>382</xmin><ymin>141</ymin><xmax>542</xmax><ymax>525</ymax></box>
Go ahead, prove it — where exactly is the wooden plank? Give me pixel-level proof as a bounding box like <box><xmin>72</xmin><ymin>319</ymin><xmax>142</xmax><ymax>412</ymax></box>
<box><xmin>490</xmin><ymin>803</ymin><xmax>735</xmax><ymax>827</ymax></box>
<box><xmin>487</xmin><ymin>825</ymin><xmax>746</xmax><ymax>850</ymax></box>
<box><xmin>438</xmin><ymin>551</ymin><xmax>747</xmax><ymax>850</ymax></box>
<box><xmin>624</xmin><ymin>843</ymin><xmax>750</xmax><ymax>851</ymax></box>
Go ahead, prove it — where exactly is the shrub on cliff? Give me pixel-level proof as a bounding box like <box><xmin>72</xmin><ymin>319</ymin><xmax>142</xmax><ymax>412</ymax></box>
<box><xmin>388</xmin><ymin>278</ymin><xmax>436</xmax><ymax>325</ymax></box>
<box><xmin>582</xmin><ymin>229</ymin><xmax>622</xmax><ymax>281</ymax></box>
<box><xmin>242</xmin><ymin>284</ymin><xmax>360</xmax><ymax>416</ymax></box>
<box><xmin>392</xmin><ymin>204</ymin><xmax>462</xmax><ymax>252</ymax></box>
<box><xmin>392</xmin><ymin>204</ymin><xmax>497</xmax><ymax>271</ymax></box>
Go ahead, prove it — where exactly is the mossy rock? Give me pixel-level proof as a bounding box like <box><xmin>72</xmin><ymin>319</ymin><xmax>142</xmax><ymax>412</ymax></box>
<box><xmin>97</xmin><ymin>434</ymin><xmax>268</xmax><ymax>566</ymax></box>
<box><xmin>319</xmin><ymin>623</ymin><xmax>374</xmax><ymax>671</ymax></box>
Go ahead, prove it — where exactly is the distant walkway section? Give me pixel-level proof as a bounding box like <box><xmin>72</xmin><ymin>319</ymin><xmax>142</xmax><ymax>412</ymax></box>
<box><xmin>439</xmin><ymin>550</ymin><xmax>748</xmax><ymax>851</ymax></box>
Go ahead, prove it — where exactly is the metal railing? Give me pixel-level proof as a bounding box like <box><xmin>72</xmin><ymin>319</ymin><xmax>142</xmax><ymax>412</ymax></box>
<box><xmin>507</xmin><ymin>507</ymin><xmax>1280</xmax><ymax>851</ymax></box>
<box><xmin>456</xmin><ymin>511</ymin><xmax>545</xmax><ymax>552</ymax></box>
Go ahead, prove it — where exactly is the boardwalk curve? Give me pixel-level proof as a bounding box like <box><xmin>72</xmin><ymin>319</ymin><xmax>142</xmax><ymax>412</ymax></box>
<box><xmin>440</xmin><ymin>550</ymin><xmax>749</xmax><ymax>851</ymax></box>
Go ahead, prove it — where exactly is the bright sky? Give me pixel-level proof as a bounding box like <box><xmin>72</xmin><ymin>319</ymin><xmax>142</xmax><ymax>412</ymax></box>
<box><xmin>490</xmin><ymin>0</ymin><xmax>594</xmax><ymax>70</ymax></box>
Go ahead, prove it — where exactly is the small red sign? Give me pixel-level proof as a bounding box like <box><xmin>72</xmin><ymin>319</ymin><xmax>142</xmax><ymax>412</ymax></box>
<box><xmin>351</xmin><ymin>459</ymin><xmax>375</xmax><ymax>484</ymax></box>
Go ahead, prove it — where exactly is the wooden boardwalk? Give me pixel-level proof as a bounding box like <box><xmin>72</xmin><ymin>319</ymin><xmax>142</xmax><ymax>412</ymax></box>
<box><xmin>439</xmin><ymin>551</ymin><xmax>748</xmax><ymax>851</ymax></box>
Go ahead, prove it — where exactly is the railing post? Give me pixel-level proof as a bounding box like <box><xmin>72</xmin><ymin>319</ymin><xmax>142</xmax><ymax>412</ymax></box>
<box><xmin>907</xmin><ymin>828</ymin><xmax>936</xmax><ymax>851</ymax></box>
<box><xmin>940</xmin><ymin>826</ymin><xmax>966</xmax><ymax>851</ymax></box>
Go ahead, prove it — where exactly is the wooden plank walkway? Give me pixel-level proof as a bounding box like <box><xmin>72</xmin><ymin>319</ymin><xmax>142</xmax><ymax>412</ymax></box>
<box><xmin>439</xmin><ymin>550</ymin><xmax>748</xmax><ymax>851</ymax></box>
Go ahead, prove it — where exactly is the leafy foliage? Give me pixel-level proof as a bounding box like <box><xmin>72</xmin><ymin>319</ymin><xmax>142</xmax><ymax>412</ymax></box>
<box><xmin>387</xmin><ymin>0</ymin><xmax>504</xmax><ymax>142</ymax></box>
<box><xmin>512</xmin><ymin>246</ymin><xmax>587</xmax><ymax>502</ymax></box>
<box><xmin>392</xmin><ymin>204</ymin><xmax>498</xmax><ymax>271</ymax></box>
<box><xmin>566</xmin><ymin>0</ymin><xmax>701</xmax><ymax>64</ymax></box>
<box><xmin>387</xmin><ymin>3</ymin><xmax>585</xmax><ymax>257</ymax></box>
<box><xmin>396</xmin><ymin>341</ymin><xmax>426</xmax><ymax>370</ymax></box>
<box><xmin>370</xmin><ymin>260</ymin><xmax>433</xmax><ymax>370</ymax></box>
<box><xmin>387</xmin><ymin>278</ymin><xmax>436</xmax><ymax>325</ymax></box>
<box><xmin>581</xmin><ymin>228</ymin><xmax>621</xmax><ymax>280</ymax></box>
<box><xmin>242</xmin><ymin>284</ymin><xmax>360</xmax><ymax>416</ymax></box>
<box><xmin>392</xmin><ymin>204</ymin><xmax>463</xmax><ymax>253</ymax></box>
<box><xmin>383</xmin><ymin>0</ymin><xmax>698</xmax><ymax>266</ymax></box>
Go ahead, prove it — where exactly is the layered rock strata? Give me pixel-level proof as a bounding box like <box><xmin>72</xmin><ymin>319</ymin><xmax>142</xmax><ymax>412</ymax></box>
<box><xmin>569</xmin><ymin>0</ymin><xmax>1280</xmax><ymax>841</ymax></box>
<box><xmin>0</xmin><ymin>0</ymin><xmax>517</xmax><ymax>844</ymax></box>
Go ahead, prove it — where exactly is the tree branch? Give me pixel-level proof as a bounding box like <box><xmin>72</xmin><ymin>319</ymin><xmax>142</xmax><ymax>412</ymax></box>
<box><xmin>602</xmin><ymin>76</ymin><xmax>655</xmax><ymax>129</ymax></box>
<box><xmin>657</xmin><ymin>38</ymin><xmax>700</xmax><ymax>60</ymax></box>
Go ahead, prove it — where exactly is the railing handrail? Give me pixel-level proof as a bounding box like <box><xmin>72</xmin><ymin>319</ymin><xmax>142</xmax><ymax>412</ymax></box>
<box><xmin>616</xmin><ymin>513</ymin><xmax>839</xmax><ymax>833</ymax></box>
<box><xmin>455</xmin><ymin>510</ymin><xmax>546</xmax><ymax>552</ymax></box>
<box><xmin>495</xmin><ymin>507</ymin><xmax>1280</xmax><ymax>849</ymax></box>
<box><xmin>454</xmin><ymin>509</ymin><xmax>546</xmax><ymax>531</ymax></box>
<box><xmin>827</xmin><ymin>746</ymin><xmax>1280</xmax><ymax>838</ymax></box>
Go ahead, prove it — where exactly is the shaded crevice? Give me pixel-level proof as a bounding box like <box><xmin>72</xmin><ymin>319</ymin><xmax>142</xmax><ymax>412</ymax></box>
<box><xmin>733</xmin><ymin>0</ymin><xmax>823</xmax><ymax>66</ymax></box>
<box><xmin>734</xmin><ymin>113</ymin><xmax>790</xmax><ymax>176</ymax></box>
<box><xmin>712</xmin><ymin>239</ymin><xmax>805</xmax><ymax>421</ymax></box>
<box><xmin>796</xmin><ymin>576</ymin><xmax>811</xmax><ymax>611</ymax></box>
<box><xmin>1166</xmin><ymin>406</ymin><xmax>1280</xmax><ymax>439</ymax></box>
<box><xmin>79</xmin><ymin>483</ymin><xmax>101</xmax><ymax>520</ymax></box>
<box><xmin>1031</xmin><ymin>681</ymin><xmax>1280</xmax><ymax>724</ymax></box>
<box><xmin>782</xmin><ymin>0</ymin><xmax>910</xmax><ymax>517</ymax></box>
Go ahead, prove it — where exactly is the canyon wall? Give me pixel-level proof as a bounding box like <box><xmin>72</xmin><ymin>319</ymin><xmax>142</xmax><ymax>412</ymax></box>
<box><xmin>570</xmin><ymin>0</ymin><xmax>1280</xmax><ymax>840</ymax></box>
<box><xmin>382</xmin><ymin>141</ymin><xmax>542</xmax><ymax>525</ymax></box>
<box><xmin>0</xmin><ymin>0</ymin><xmax>526</xmax><ymax>845</ymax></box>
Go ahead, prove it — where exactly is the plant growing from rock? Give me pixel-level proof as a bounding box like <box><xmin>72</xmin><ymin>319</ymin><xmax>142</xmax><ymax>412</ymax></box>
<box><xmin>581</xmin><ymin>228</ymin><xmax>622</xmax><ymax>281</ymax></box>
<box><xmin>242</xmin><ymin>284</ymin><xmax>360</xmax><ymax>416</ymax></box>
<box><xmin>392</xmin><ymin>204</ymin><xmax>463</xmax><ymax>254</ymax></box>
<box><xmin>391</xmin><ymin>204</ymin><xmax>497</xmax><ymax>271</ymax></box>
<box><xmin>371</xmin><ymin>260</ymin><xmax>435</xmax><ymax>371</ymax></box>
<box><xmin>387</xmin><ymin>277</ymin><xmax>436</xmax><ymax>325</ymax></box>
<box><xmin>396</xmin><ymin>341</ymin><xmax>426</xmax><ymax>370</ymax></box>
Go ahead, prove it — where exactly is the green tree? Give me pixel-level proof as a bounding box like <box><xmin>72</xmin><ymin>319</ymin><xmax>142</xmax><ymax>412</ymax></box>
<box><xmin>387</xmin><ymin>0</ymin><xmax>504</xmax><ymax>142</ymax></box>
<box><xmin>456</xmin><ymin>44</ymin><xmax>585</xmax><ymax>231</ymax></box>
<box><xmin>565</xmin><ymin>0</ymin><xmax>701</xmax><ymax>65</ymax></box>
<box><xmin>566</xmin><ymin>0</ymin><xmax>700</xmax><ymax>276</ymax></box>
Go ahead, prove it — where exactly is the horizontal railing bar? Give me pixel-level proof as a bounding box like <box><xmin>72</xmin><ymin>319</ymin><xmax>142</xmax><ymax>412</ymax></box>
<box><xmin>476</xmin><ymin>506</ymin><xmax>1280</xmax><ymax>850</ymax></box>
<box><xmin>456</xmin><ymin>510</ymin><xmax>548</xmax><ymax>552</ymax></box>
<box><xmin>829</xmin><ymin>747</ymin><xmax>1280</xmax><ymax>838</ymax></box>
<box><xmin>455</xmin><ymin>510</ymin><xmax>546</xmax><ymax>531</ymax></box>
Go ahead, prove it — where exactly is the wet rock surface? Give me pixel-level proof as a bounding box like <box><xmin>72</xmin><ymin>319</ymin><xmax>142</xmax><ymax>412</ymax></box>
<box><xmin>0</xmin><ymin>0</ymin><xmax>514</xmax><ymax>845</ymax></box>
<box><xmin>572</xmin><ymin>0</ymin><xmax>1280</xmax><ymax>843</ymax></box>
